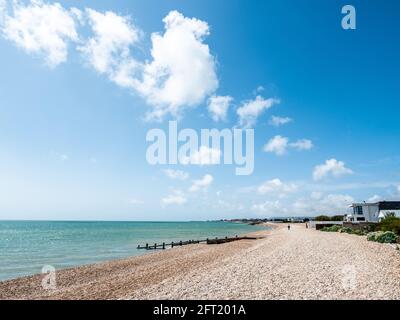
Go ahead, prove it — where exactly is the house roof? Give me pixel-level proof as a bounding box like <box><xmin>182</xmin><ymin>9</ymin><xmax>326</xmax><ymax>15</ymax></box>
<box><xmin>378</xmin><ymin>201</ymin><xmax>400</xmax><ymax>210</ymax></box>
<box><xmin>350</xmin><ymin>201</ymin><xmax>400</xmax><ymax>210</ymax></box>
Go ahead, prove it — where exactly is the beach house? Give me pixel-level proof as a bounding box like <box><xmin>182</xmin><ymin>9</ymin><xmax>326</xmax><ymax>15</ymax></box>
<box><xmin>344</xmin><ymin>201</ymin><xmax>400</xmax><ymax>223</ymax></box>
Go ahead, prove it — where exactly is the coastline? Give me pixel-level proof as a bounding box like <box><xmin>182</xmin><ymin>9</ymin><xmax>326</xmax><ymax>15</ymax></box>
<box><xmin>0</xmin><ymin>220</ymin><xmax>264</xmax><ymax>282</ymax></box>
<box><xmin>1</xmin><ymin>223</ymin><xmax>400</xmax><ymax>300</ymax></box>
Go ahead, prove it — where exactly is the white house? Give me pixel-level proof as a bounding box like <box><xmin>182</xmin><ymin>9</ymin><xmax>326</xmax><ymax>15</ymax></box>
<box><xmin>344</xmin><ymin>201</ymin><xmax>400</xmax><ymax>223</ymax></box>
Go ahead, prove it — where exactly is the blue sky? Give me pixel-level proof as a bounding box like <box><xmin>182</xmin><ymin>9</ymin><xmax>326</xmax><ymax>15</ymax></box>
<box><xmin>0</xmin><ymin>0</ymin><xmax>399</xmax><ymax>220</ymax></box>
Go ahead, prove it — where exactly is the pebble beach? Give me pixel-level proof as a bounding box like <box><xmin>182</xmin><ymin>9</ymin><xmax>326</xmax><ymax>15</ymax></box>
<box><xmin>1</xmin><ymin>223</ymin><xmax>400</xmax><ymax>300</ymax></box>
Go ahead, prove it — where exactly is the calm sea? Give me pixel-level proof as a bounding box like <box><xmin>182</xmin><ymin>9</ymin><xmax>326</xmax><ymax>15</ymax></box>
<box><xmin>0</xmin><ymin>220</ymin><xmax>266</xmax><ymax>281</ymax></box>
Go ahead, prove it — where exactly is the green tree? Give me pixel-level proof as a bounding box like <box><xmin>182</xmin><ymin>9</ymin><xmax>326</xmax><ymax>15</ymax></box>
<box><xmin>314</xmin><ymin>215</ymin><xmax>331</xmax><ymax>221</ymax></box>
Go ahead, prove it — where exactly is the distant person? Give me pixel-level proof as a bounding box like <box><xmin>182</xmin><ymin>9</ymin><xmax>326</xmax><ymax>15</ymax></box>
<box><xmin>288</xmin><ymin>225</ymin><xmax>291</xmax><ymax>231</ymax></box>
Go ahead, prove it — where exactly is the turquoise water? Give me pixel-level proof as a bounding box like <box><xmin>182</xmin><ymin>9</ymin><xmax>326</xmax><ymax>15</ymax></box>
<box><xmin>0</xmin><ymin>220</ymin><xmax>266</xmax><ymax>281</ymax></box>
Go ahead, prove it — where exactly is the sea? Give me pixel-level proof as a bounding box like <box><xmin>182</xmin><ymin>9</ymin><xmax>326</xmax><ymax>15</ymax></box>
<box><xmin>0</xmin><ymin>220</ymin><xmax>266</xmax><ymax>281</ymax></box>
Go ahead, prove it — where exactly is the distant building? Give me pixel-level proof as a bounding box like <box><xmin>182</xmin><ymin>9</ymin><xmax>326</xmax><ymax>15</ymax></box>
<box><xmin>344</xmin><ymin>201</ymin><xmax>400</xmax><ymax>223</ymax></box>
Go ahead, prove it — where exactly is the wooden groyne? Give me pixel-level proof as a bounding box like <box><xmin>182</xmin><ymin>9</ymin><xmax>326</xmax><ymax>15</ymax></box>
<box><xmin>137</xmin><ymin>235</ymin><xmax>261</xmax><ymax>250</ymax></box>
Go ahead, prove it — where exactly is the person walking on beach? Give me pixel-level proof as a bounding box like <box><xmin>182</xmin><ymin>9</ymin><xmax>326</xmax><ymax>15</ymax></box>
<box><xmin>288</xmin><ymin>225</ymin><xmax>291</xmax><ymax>231</ymax></box>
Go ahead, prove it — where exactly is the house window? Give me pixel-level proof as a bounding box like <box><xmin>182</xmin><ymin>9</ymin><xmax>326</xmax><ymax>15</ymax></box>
<box><xmin>354</xmin><ymin>206</ymin><xmax>363</xmax><ymax>215</ymax></box>
<box><xmin>357</xmin><ymin>217</ymin><xmax>365</xmax><ymax>221</ymax></box>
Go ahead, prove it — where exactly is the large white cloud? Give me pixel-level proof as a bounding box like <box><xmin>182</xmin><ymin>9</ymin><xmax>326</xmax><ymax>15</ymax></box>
<box><xmin>189</xmin><ymin>174</ymin><xmax>213</xmax><ymax>192</ymax></box>
<box><xmin>313</xmin><ymin>159</ymin><xmax>353</xmax><ymax>181</ymax></box>
<box><xmin>78</xmin><ymin>8</ymin><xmax>141</xmax><ymax>88</ymax></box>
<box><xmin>135</xmin><ymin>10</ymin><xmax>218</xmax><ymax>120</ymax></box>
<box><xmin>208</xmin><ymin>95</ymin><xmax>233</xmax><ymax>122</ymax></box>
<box><xmin>237</xmin><ymin>95</ymin><xmax>280</xmax><ymax>128</ymax></box>
<box><xmin>1</xmin><ymin>0</ymin><xmax>80</xmax><ymax>67</ymax></box>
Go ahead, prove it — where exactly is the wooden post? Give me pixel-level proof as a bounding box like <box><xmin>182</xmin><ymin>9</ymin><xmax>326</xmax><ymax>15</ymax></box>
<box><xmin>171</xmin><ymin>242</ymin><xmax>174</xmax><ymax>248</ymax></box>
<box><xmin>162</xmin><ymin>242</ymin><xmax>165</xmax><ymax>249</ymax></box>
<box><xmin>146</xmin><ymin>243</ymin><xmax>149</xmax><ymax>249</ymax></box>
<box><xmin>180</xmin><ymin>240</ymin><xmax>182</xmax><ymax>246</ymax></box>
<box><xmin>154</xmin><ymin>243</ymin><xmax>157</xmax><ymax>249</ymax></box>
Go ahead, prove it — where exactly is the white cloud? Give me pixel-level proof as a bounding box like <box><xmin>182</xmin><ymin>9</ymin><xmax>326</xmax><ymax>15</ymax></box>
<box><xmin>258</xmin><ymin>178</ymin><xmax>297</xmax><ymax>194</ymax></box>
<box><xmin>319</xmin><ymin>194</ymin><xmax>354</xmax><ymax>208</ymax></box>
<box><xmin>263</xmin><ymin>135</ymin><xmax>288</xmax><ymax>155</ymax></box>
<box><xmin>367</xmin><ymin>194</ymin><xmax>382</xmax><ymax>203</ymax></box>
<box><xmin>264</xmin><ymin>135</ymin><xmax>313</xmax><ymax>156</ymax></box>
<box><xmin>289</xmin><ymin>139</ymin><xmax>313</xmax><ymax>151</ymax></box>
<box><xmin>252</xmin><ymin>192</ymin><xmax>354</xmax><ymax>217</ymax></box>
<box><xmin>269</xmin><ymin>115</ymin><xmax>292</xmax><ymax>127</ymax></box>
<box><xmin>2</xmin><ymin>5</ymin><xmax>221</xmax><ymax>122</ymax></box>
<box><xmin>252</xmin><ymin>200</ymin><xmax>287</xmax><ymax>215</ymax></box>
<box><xmin>237</xmin><ymin>95</ymin><xmax>280</xmax><ymax>128</ymax></box>
<box><xmin>293</xmin><ymin>193</ymin><xmax>354</xmax><ymax>216</ymax></box>
<box><xmin>207</xmin><ymin>95</ymin><xmax>233</xmax><ymax>122</ymax></box>
<box><xmin>255</xmin><ymin>85</ymin><xmax>264</xmax><ymax>93</ymax></box>
<box><xmin>387</xmin><ymin>184</ymin><xmax>400</xmax><ymax>199</ymax></box>
<box><xmin>181</xmin><ymin>146</ymin><xmax>221</xmax><ymax>165</ymax></box>
<box><xmin>80</xmin><ymin>9</ymin><xmax>219</xmax><ymax>120</ymax></box>
<box><xmin>129</xmin><ymin>198</ymin><xmax>143</xmax><ymax>205</ymax></box>
<box><xmin>311</xmin><ymin>191</ymin><xmax>323</xmax><ymax>200</ymax></box>
<box><xmin>161</xmin><ymin>189</ymin><xmax>187</xmax><ymax>206</ymax></box>
<box><xmin>163</xmin><ymin>169</ymin><xmax>189</xmax><ymax>180</ymax></box>
<box><xmin>78</xmin><ymin>8</ymin><xmax>141</xmax><ymax>88</ymax></box>
<box><xmin>189</xmin><ymin>174</ymin><xmax>213</xmax><ymax>192</ymax></box>
<box><xmin>135</xmin><ymin>10</ymin><xmax>218</xmax><ymax>120</ymax></box>
<box><xmin>313</xmin><ymin>159</ymin><xmax>353</xmax><ymax>181</ymax></box>
<box><xmin>2</xmin><ymin>0</ymin><xmax>80</xmax><ymax>67</ymax></box>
